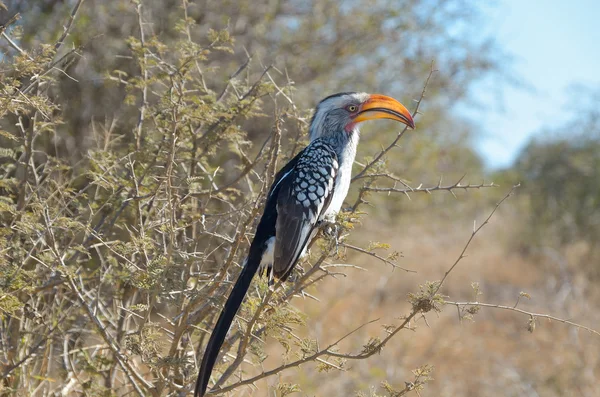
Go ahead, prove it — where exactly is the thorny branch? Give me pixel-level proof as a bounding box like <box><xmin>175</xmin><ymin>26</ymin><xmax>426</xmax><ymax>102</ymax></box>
<box><xmin>349</xmin><ymin>62</ymin><xmax>437</xmax><ymax>214</ymax></box>
<box><xmin>0</xmin><ymin>13</ymin><xmax>23</xmax><ymax>54</ymax></box>
<box><xmin>54</xmin><ymin>0</ymin><xmax>85</xmax><ymax>52</ymax></box>
<box><xmin>341</xmin><ymin>242</ymin><xmax>414</xmax><ymax>273</ymax></box>
<box><xmin>204</xmin><ymin>184</ymin><xmax>526</xmax><ymax>395</ymax></box>
<box><xmin>362</xmin><ymin>175</ymin><xmax>497</xmax><ymax>200</ymax></box>
<box><xmin>433</xmin><ymin>184</ymin><xmax>520</xmax><ymax>296</ymax></box>
<box><xmin>445</xmin><ymin>300</ymin><xmax>600</xmax><ymax>337</ymax></box>
<box><xmin>41</xmin><ymin>208</ymin><xmax>153</xmax><ymax>396</ymax></box>
<box><xmin>352</xmin><ymin>61</ymin><xmax>437</xmax><ymax>183</ymax></box>
<box><xmin>207</xmin><ymin>318</ymin><xmax>383</xmax><ymax>395</ymax></box>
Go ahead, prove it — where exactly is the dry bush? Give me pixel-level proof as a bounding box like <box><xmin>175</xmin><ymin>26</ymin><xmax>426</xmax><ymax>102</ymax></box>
<box><xmin>1</xmin><ymin>2</ymin><xmax>598</xmax><ymax>397</ymax></box>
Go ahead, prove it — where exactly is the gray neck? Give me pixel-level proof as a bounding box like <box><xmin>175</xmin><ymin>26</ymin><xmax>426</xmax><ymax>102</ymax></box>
<box><xmin>321</xmin><ymin>128</ymin><xmax>360</xmax><ymax>167</ymax></box>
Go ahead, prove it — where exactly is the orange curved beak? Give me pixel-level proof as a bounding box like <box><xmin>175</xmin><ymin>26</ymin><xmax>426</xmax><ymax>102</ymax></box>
<box><xmin>354</xmin><ymin>94</ymin><xmax>415</xmax><ymax>129</ymax></box>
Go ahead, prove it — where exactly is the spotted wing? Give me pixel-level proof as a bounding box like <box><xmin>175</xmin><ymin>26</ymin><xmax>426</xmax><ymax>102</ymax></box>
<box><xmin>273</xmin><ymin>140</ymin><xmax>338</xmax><ymax>280</ymax></box>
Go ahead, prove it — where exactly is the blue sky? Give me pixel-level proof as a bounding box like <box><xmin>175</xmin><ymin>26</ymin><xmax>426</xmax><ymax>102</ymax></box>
<box><xmin>463</xmin><ymin>0</ymin><xmax>600</xmax><ymax>169</ymax></box>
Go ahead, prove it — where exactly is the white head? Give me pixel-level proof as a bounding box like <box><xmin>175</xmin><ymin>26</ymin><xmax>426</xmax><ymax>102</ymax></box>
<box><xmin>308</xmin><ymin>92</ymin><xmax>415</xmax><ymax>141</ymax></box>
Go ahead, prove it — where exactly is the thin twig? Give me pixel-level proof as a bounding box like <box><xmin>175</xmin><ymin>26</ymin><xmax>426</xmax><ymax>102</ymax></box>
<box><xmin>341</xmin><ymin>242</ymin><xmax>414</xmax><ymax>273</ymax></box>
<box><xmin>186</xmin><ymin>131</ymin><xmax>274</xmax><ymax>198</ymax></box>
<box><xmin>54</xmin><ymin>0</ymin><xmax>85</xmax><ymax>52</ymax></box>
<box><xmin>134</xmin><ymin>2</ymin><xmax>148</xmax><ymax>150</ymax></box>
<box><xmin>433</xmin><ymin>184</ymin><xmax>519</xmax><ymax>295</ymax></box>
<box><xmin>445</xmin><ymin>300</ymin><xmax>600</xmax><ymax>337</ymax></box>
<box><xmin>208</xmin><ymin>318</ymin><xmax>382</xmax><ymax>395</ymax></box>
<box><xmin>42</xmin><ymin>209</ymin><xmax>153</xmax><ymax>396</ymax></box>
<box><xmin>351</xmin><ymin>61</ymin><xmax>437</xmax><ymax>182</ymax></box>
<box><xmin>2</xmin><ymin>31</ymin><xmax>27</xmax><ymax>56</ymax></box>
<box><xmin>363</xmin><ymin>177</ymin><xmax>497</xmax><ymax>199</ymax></box>
<box><xmin>0</xmin><ymin>13</ymin><xmax>20</xmax><ymax>37</ymax></box>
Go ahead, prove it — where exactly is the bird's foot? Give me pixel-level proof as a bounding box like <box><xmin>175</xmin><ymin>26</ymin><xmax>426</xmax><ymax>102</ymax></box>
<box><xmin>319</xmin><ymin>220</ymin><xmax>344</xmax><ymax>256</ymax></box>
<box><xmin>259</xmin><ymin>263</ymin><xmax>275</xmax><ymax>286</ymax></box>
<box><xmin>321</xmin><ymin>221</ymin><xmax>338</xmax><ymax>238</ymax></box>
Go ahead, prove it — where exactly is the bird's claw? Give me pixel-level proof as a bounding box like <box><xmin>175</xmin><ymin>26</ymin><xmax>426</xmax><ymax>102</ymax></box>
<box><xmin>319</xmin><ymin>220</ymin><xmax>343</xmax><ymax>256</ymax></box>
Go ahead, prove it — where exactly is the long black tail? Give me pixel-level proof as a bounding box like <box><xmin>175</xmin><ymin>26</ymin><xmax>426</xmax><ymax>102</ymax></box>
<box><xmin>194</xmin><ymin>252</ymin><xmax>262</xmax><ymax>396</ymax></box>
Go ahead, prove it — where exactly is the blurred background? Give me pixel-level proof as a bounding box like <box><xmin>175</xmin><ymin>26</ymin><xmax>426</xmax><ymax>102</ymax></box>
<box><xmin>1</xmin><ymin>0</ymin><xmax>599</xmax><ymax>396</ymax></box>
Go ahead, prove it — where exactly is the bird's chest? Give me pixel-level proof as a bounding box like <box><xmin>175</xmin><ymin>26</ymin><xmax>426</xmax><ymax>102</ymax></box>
<box><xmin>323</xmin><ymin>157</ymin><xmax>353</xmax><ymax>218</ymax></box>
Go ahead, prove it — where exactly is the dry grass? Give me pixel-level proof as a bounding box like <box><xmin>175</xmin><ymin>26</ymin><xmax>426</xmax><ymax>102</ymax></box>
<box><xmin>242</xmin><ymin>198</ymin><xmax>600</xmax><ymax>396</ymax></box>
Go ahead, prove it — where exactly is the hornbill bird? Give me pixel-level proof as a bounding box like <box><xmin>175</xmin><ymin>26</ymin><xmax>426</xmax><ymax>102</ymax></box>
<box><xmin>195</xmin><ymin>92</ymin><xmax>415</xmax><ymax>396</ymax></box>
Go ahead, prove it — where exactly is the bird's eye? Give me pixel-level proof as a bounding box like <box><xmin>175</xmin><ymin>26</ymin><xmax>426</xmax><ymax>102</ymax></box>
<box><xmin>346</xmin><ymin>105</ymin><xmax>358</xmax><ymax>113</ymax></box>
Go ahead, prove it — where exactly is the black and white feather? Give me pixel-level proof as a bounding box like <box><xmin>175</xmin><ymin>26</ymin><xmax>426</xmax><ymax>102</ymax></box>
<box><xmin>272</xmin><ymin>139</ymin><xmax>338</xmax><ymax>280</ymax></box>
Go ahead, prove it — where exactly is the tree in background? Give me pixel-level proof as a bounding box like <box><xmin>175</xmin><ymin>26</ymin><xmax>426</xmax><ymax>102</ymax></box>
<box><xmin>512</xmin><ymin>86</ymin><xmax>600</xmax><ymax>280</ymax></box>
<box><xmin>2</xmin><ymin>0</ymin><xmax>505</xmax><ymax>166</ymax></box>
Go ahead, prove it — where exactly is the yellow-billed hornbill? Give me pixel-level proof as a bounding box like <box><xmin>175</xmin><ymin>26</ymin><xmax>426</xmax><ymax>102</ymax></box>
<box><xmin>195</xmin><ymin>92</ymin><xmax>415</xmax><ymax>396</ymax></box>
